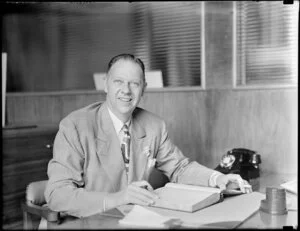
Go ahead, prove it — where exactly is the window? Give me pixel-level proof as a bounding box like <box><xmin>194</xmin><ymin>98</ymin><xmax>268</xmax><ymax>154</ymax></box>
<box><xmin>236</xmin><ymin>1</ymin><xmax>298</xmax><ymax>86</ymax></box>
<box><xmin>3</xmin><ymin>2</ymin><xmax>203</xmax><ymax>91</ymax></box>
<box><xmin>130</xmin><ymin>2</ymin><xmax>203</xmax><ymax>87</ymax></box>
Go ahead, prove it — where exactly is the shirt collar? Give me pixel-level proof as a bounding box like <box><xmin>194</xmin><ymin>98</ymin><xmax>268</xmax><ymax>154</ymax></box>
<box><xmin>107</xmin><ymin>107</ymin><xmax>131</xmax><ymax>134</ymax></box>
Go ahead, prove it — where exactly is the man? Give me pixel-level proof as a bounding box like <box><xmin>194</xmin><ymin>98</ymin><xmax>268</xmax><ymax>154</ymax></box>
<box><xmin>45</xmin><ymin>54</ymin><xmax>252</xmax><ymax>218</ymax></box>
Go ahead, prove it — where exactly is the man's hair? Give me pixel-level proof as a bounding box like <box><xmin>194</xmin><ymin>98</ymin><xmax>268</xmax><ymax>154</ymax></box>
<box><xmin>107</xmin><ymin>53</ymin><xmax>145</xmax><ymax>82</ymax></box>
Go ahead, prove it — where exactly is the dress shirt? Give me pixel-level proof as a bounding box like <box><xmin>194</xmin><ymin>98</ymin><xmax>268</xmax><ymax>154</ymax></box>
<box><xmin>107</xmin><ymin>108</ymin><xmax>131</xmax><ymax>144</ymax></box>
<box><xmin>209</xmin><ymin>171</ymin><xmax>224</xmax><ymax>187</ymax></box>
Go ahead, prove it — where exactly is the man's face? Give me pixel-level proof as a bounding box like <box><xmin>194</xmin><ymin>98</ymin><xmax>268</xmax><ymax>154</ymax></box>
<box><xmin>104</xmin><ymin>59</ymin><xmax>146</xmax><ymax>122</ymax></box>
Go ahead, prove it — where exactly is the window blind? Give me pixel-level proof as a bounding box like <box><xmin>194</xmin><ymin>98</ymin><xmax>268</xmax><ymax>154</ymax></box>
<box><xmin>237</xmin><ymin>1</ymin><xmax>298</xmax><ymax>85</ymax></box>
<box><xmin>4</xmin><ymin>2</ymin><xmax>133</xmax><ymax>91</ymax></box>
<box><xmin>131</xmin><ymin>2</ymin><xmax>202</xmax><ymax>87</ymax></box>
<box><xmin>36</xmin><ymin>2</ymin><xmax>133</xmax><ymax>90</ymax></box>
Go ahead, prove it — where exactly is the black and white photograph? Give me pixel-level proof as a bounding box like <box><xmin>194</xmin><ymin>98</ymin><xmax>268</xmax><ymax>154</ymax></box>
<box><xmin>1</xmin><ymin>1</ymin><xmax>298</xmax><ymax>229</ymax></box>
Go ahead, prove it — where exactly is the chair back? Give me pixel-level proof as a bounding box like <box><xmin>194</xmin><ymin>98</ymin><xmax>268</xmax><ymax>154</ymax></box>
<box><xmin>26</xmin><ymin>180</ymin><xmax>48</xmax><ymax>205</ymax></box>
<box><xmin>22</xmin><ymin>180</ymin><xmax>60</xmax><ymax>230</ymax></box>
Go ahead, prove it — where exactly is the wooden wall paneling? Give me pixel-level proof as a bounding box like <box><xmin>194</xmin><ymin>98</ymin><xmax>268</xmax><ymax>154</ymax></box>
<box><xmin>141</xmin><ymin>91</ymin><xmax>208</xmax><ymax>164</ymax></box>
<box><xmin>59</xmin><ymin>93</ymin><xmax>104</xmax><ymax>119</ymax></box>
<box><xmin>192</xmin><ymin>91</ymin><xmax>210</xmax><ymax>166</ymax></box>
<box><xmin>139</xmin><ymin>91</ymin><xmax>165</xmax><ymax>118</ymax></box>
<box><xmin>58</xmin><ymin>92</ymin><xmax>106</xmax><ymax>121</ymax></box>
<box><xmin>206</xmin><ymin>88</ymin><xmax>297</xmax><ymax>174</ymax></box>
<box><xmin>162</xmin><ymin>91</ymin><xmax>204</xmax><ymax>162</ymax></box>
<box><xmin>6</xmin><ymin>91</ymin><xmax>107</xmax><ymax>125</ymax></box>
<box><xmin>203</xmin><ymin>89</ymin><xmax>244</xmax><ymax>168</ymax></box>
<box><xmin>33</xmin><ymin>95</ymin><xmax>63</xmax><ymax>124</ymax></box>
<box><xmin>6</xmin><ymin>89</ymin><xmax>297</xmax><ymax>175</ymax></box>
<box><xmin>6</xmin><ymin>94</ymin><xmax>62</xmax><ymax>125</ymax></box>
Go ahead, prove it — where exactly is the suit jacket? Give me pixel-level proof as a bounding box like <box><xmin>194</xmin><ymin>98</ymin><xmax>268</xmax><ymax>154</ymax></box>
<box><xmin>45</xmin><ymin>101</ymin><xmax>215</xmax><ymax>217</ymax></box>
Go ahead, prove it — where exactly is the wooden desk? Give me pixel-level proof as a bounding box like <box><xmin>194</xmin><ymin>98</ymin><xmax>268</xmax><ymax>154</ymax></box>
<box><xmin>238</xmin><ymin>172</ymin><xmax>297</xmax><ymax>229</ymax></box>
<box><xmin>48</xmin><ymin>172</ymin><xmax>297</xmax><ymax>229</ymax></box>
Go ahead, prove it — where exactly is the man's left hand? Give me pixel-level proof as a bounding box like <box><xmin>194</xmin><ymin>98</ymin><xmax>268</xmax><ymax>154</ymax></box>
<box><xmin>216</xmin><ymin>174</ymin><xmax>252</xmax><ymax>193</ymax></box>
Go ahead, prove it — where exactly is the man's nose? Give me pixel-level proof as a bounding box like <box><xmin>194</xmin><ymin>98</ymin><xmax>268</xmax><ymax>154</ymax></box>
<box><xmin>121</xmin><ymin>82</ymin><xmax>131</xmax><ymax>93</ymax></box>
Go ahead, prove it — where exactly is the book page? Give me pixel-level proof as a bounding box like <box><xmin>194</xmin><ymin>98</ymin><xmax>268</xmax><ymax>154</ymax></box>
<box><xmin>152</xmin><ymin>184</ymin><xmax>220</xmax><ymax>212</ymax></box>
<box><xmin>164</xmin><ymin>183</ymin><xmax>221</xmax><ymax>193</ymax></box>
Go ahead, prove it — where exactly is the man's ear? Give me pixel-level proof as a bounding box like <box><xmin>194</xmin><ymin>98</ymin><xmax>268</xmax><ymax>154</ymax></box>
<box><xmin>141</xmin><ymin>82</ymin><xmax>147</xmax><ymax>96</ymax></box>
<box><xmin>103</xmin><ymin>74</ymin><xmax>108</xmax><ymax>93</ymax></box>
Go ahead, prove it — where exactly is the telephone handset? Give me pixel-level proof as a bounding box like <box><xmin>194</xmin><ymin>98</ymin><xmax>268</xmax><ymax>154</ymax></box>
<box><xmin>215</xmin><ymin>148</ymin><xmax>261</xmax><ymax>181</ymax></box>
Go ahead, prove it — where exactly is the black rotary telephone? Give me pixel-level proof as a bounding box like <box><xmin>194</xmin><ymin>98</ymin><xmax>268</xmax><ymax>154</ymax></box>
<box><xmin>215</xmin><ymin>148</ymin><xmax>262</xmax><ymax>181</ymax></box>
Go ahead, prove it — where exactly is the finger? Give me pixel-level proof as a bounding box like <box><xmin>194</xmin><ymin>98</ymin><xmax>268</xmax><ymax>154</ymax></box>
<box><xmin>237</xmin><ymin>177</ymin><xmax>246</xmax><ymax>193</ymax></box>
<box><xmin>218</xmin><ymin>183</ymin><xmax>227</xmax><ymax>191</ymax></box>
<box><xmin>142</xmin><ymin>182</ymin><xmax>154</xmax><ymax>191</ymax></box>
<box><xmin>228</xmin><ymin>174</ymin><xmax>245</xmax><ymax>193</ymax></box>
<box><xmin>128</xmin><ymin>196</ymin><xmax>153</xmax><ymax>206</ymax></box>
<box><xmin>129</xmin><ymin>184</ymin><xmax>158</xmax><ymax>200</ymax></box>
<box><xmin>127</xmin><ymin>189</ymin><xmax>156</xmax><ymax>205</ymax></box>
<box><xmin>226</xmin><ymin>181</ymin><xmax>240</xmax><ymax>190</ymax></box>
<box><xmin>132</xmin><ymin>181</ymin><xmax>154</xmax><ymax>191</ymax></box>
<box><xmin>243</xmin><ymin>180</ymin><xmax>252</xmax><ymax>194</ymax></box>
<box><xmin>245</xmin><ymin>187</ymin><xmax>252</xmax><ymax>194</ymax></box>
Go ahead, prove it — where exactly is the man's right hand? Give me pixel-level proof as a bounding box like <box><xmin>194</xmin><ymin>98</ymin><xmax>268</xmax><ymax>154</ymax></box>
<box><xmin>119</xmin><ymin>180</ymin><xmax>159</xmax><ymax>206</ymax></box>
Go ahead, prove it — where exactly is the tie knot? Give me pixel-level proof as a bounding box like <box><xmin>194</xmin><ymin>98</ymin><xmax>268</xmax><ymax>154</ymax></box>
<box><xmin>122</xmin><ymin>124</ymin><xmax>129</xmax><ymax>131</ymax></box>
<box><xmin>122</xmin><ymin>124</ymin><xmax>130</xmax><ymax>136</ymax></box>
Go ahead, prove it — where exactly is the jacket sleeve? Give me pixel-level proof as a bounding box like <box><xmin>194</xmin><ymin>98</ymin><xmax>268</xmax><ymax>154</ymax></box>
<box><xmin>155</xmin><ymin>121</ymin><xmax>215</xmax><ymax>187</ymax></box>
<box><xmin>44</xmin><ymin>117</ymin><xmax>106</xmax><ymax>218</ymax></box>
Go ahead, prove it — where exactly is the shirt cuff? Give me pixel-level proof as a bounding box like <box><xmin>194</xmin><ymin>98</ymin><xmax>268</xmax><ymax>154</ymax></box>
<box><xmin>209</xmin><ymin>171</ymin><xmax>224</xmax><ymax>187</ymax></box>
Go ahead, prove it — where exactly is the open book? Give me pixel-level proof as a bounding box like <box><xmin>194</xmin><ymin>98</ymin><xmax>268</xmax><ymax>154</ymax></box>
<box><xmin>149</xmin><ymin>183</ymin><xmax>243</xmax><ymax>213</ymax></box>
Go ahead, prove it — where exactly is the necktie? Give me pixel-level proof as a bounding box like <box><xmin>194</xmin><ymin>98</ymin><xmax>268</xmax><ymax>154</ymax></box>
<box><xmin>121</xmin><ymin>124</ymin><xmax>130</xmax><ymax>174</ymax></box>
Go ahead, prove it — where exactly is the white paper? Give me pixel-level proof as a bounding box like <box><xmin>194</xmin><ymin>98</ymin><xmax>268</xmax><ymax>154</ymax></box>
<box><xmin>146</xmin><ymin>192</ymin><xmax>266</xmax><ymax>229</ymax></box>
<box><xmin>286</xmin><ymin>194</ymin><xmax>298</xmax><ymax>211</ymax></box>
<box><xmin>93</xmin><ymin>73</ymin><xmax>106</xmax><ymax>90</ymax></box>
<box><xmin>145</xmin><ymin>70</ymin><xmax>163</xmax><ymax>88</ymax></box>
<box><xmin>118</xmin><ymin>205</ymin><xmax>177</xmax><ymax>228</ymax></box>
<box><xmin>281</xmin><ymin>179</ymin><xmax>297</xmax><ymax>194</ymax></box>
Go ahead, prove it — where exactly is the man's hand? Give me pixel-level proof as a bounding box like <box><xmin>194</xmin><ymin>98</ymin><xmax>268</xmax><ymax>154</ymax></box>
<box><xmin>119</xmin><ymin>180</ymin><xmax>159</xmax><ymax>206</ymax></box>
<box><xmin>216</xmin><ymin>174</ymin><xmax>252</xmax><ymax>193</ymax></box>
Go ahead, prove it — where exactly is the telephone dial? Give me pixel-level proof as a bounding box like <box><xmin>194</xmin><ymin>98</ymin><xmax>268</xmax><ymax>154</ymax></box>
<box><xmin>215</xmin><ymin>148</ymin><xmax>261</xmax><ymax>181</ymax></box>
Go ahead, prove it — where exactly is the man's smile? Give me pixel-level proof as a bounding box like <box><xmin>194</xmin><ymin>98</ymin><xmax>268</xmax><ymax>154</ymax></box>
<box><xmin>118</xmin><ymin>97</ymin><xmax>133</xmax><ymax>102</ymax></box>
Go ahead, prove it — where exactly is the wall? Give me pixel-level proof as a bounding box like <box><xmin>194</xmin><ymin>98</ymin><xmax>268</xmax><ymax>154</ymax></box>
<box><xmin>203</xmin><ymin>88</ymin><xmax>297</xmax><ymax>174</ymax></box>
<box><xmin>5</xmin><ymin>87</ymin><xmax>298</xmax><ymax>175</ymax></box>
<box><xmin>4</xmin><ymin>1</ymin><xmax>298</xmax><ymax>174</ymax></box>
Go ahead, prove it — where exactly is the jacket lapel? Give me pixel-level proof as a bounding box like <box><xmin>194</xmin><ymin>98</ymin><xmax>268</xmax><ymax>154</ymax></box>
<box><xmin>128</xmin><ymin>117</ymin><xmax>148</xmax><ymax>184</ymax></box>
<box><xmin>95</xmin><ymin>102</ymin><xmax>127</xmax><ymax>191</ymax></box>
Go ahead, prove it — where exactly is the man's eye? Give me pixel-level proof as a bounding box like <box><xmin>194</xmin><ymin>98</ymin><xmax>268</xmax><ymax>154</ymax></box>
<box><xmin>130</xmin><ymin>82</ymin><xmax>140</xmax><ymax>88</ymax></box>
<box><xmin>114</xmin><ymin>80</ymin><xmax>123</xmax><ymax>85</ymax></box>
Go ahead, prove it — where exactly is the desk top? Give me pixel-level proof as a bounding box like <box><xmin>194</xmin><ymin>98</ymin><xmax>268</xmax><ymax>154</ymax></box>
<box><xmin>48</xmin><ymin>172</ymin><xmax>298</xmax><ymax>229</ymax></box>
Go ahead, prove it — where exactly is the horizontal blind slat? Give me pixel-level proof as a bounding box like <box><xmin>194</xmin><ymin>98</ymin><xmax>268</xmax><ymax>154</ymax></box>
<box><xmin>237</xmin><ymin>1</ymin><xmax>298</xmax><ymax>85</ymax></box>
<box><xmin>132</xmin><ymin>2</ymin><xmax>202</xmax><ymax>87</ymax></box>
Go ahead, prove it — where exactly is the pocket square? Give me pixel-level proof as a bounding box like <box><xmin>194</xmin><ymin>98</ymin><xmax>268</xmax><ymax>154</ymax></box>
<box><xmin>143</xmin><ymin>146</ymin><xmax>151</xmax><ymax>157</ymax></box>
<box><xmin>142</xmin><ymin>146</ymin><xmax>156</xmax><ymax>179</ymax></box>
<box><xmin>147</xmin><ymin>158</ymin><xmax>156</xmax><ymax>168</ymax></box>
